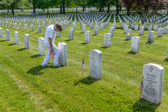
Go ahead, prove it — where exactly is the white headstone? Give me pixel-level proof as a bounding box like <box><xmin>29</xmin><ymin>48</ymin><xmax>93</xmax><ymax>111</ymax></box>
<box><xmin>147</xmin><ymin>31</ymin><xmax>154</xmax><ymax>43</ymax></box>
<box><xmin>0</xmin><ymin>28</ymin><xmax>3</xmax><ymax>38</ymax></box>
<box><xmin>38</xmin><ymin>37</ymin><xmax>45</xmax><ymax>56</ymax></box>
<box><xmin>56</xmin><ymin>32</ymin><xmax>61</xmax><ymax>37</ymax></box>
<box><xmin>143</xmin><ymin>64</ymin><xmax>164</xmax><ymax>104</ymax></box>
<box><xmin>109</xmin><ymin>27</ymin><xmax>114</xmax><ymax>37</ymax></box>
<box><xmin>58</xmin><ymin>42</ymin><xmax>67</xmax><ymax>66</ymax></box>
<box><xmin>6</xmin><ymin>29</ymin><xmax>10</xmax><ymax>41</ymax></box>
<box><xmin>135</xmin><ymin>24</ymin><xmax>138</xmax><ymax>31</ymax></box>
<box><xmin>124</xmin><ymin>24</ymin><xmax>128</xmax><ymax>33</ymax></box>
<box><xmin>164</xmin><ymin>27</ymin><xmax>168</xmax><ymax>34</ymax></box>
<box><xmin>131</xmin><ymin>36</ymin><xmax>140</xmax><ymax>53</ymax></box>
<box><xmin>19</xmin><ymin>23</ymin><xmax>22</xmax><ymax>30</ymax></box>
<box><xmin>63</xmin><ymin>23</ymin><xmax>66</xmax><ymax>30</ymax></box>
<box><xmin>148</xmin><ymin>25</ymin><xmax>152</xmax><ymax>31</ymax></box>
<box><xmin>72</xmin><ymin>23</ymin><xmax>76</xmax><ymax>31</ymax></box>
<box><xmin>139</xmin><ymin>26</ymin><xmax>144</xmax><ymax>35</ymax></box>
<box><xmin>126</xmin><ymin>29</ymin><xmax>132</xmax><ymax>40</ymax></box>
<box><xmin>100</xmin><ymin>23</ymin><xmax>104</xmax><ymax>30</ymax></box>
<box><xmin>10</xmin><ymin>23</ymin><xmax>13</xmax><ymax>28</ymax></box>
<box><xmin>24</xmin><ymin>34</ymin><xmax>29</xmax><ymax>49</ymax></box>
<box><xmin>90</xmin><ymin>22</ymin><xmax>93</xmax><ymax>29</ymax></box>
<box><xmin>31</xmin><ymin>25</ymin><xmax>34</xmax><ymax>32</ymax></box>
<box><xmin>38</xmin><ymin>26</ymin><xmax>41</xmax><ymax>33</ymax></box>
<box><xmin>14</xmin><ymin>31</ymin><xmax>19</xmax><ymax>45</ymax></box>
<box><xmin>69</xmin><ymin>29</ymin><xmax>73</xmax><ymax>40</ymax></box>
<box><xmin>95</xmin><ymin>25</ymin><xmax>99</xmax><ymax>35</ymax></box>
<box><xmin>154</xmin><ymin>25</ymin><xmax>157</xmax><ymax>31</ymax></box>
<box><xmin>14</xmin><ymin>23</ymin><xmax>17</xmax><ymax>29</ymax></box>
<box><xmin>104</xmin><ymin>33</ymin><xmax>111</xmax><ymax>47</ymax></box>
<box><xmin>157</xmin><ymin>28</ymin><xmax>163</xmax><ymax>37</ymax></box>
<box><xmin>89</xmin><ymin>49</ymin><xmax>102</xmax><ymax>80</ymax></box>
<box><xmin>85</xmin><ymin>31</ymin><xmax>90</xmax><ymax>44</ymax></box>
<box><xmin>25</xmin><ymin>24</ymin><xmax>27</xmax><ymax>31</ymax></box>
<box><xmin>82</xmin><ymin>24</ymin><xmax>86</xmax><ymax>33</ymax></box>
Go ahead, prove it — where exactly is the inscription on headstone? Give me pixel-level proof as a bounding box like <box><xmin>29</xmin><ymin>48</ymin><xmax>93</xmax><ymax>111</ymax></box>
<box><xmin>143</xmin><ymin>64</ymin><xmax>164</xmax><ymax>104</ymax></box>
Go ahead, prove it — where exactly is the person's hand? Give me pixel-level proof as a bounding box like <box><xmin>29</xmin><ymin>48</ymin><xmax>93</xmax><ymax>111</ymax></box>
<box><xmin>49</xmin><ymin>50</ymin><xmax>55</xmax><ymax>57</ymax></box>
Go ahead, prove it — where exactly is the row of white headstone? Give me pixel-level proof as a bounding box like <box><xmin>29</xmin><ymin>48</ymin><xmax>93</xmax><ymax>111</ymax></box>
<box><xmin>0</xmin><ymin>28</ymin><xmax>67</xmax><ymax>66</ymax></box>
<box><xmin>0</xmin><ymin>27</ymin><xmax>165</xmax><ymax>105</ymax></box>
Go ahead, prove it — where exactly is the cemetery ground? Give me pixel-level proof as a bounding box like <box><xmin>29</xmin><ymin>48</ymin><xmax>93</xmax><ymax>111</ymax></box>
<box><xmin>0</xmin><ymin>17</ymin><xmax>168</xmax><ymax>112</ymax></box>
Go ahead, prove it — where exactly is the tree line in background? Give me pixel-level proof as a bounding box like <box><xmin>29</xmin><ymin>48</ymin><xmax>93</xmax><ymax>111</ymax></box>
<box><xmin>0</xmin><ymin>0</ymin><xmax>167</xmax><ymax>16</ymax></box>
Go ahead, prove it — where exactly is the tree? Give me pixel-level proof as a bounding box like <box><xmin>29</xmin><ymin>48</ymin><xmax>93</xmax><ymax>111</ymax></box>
<box><xmin>18</xmin><ymin>0</ymin><xmax>32</xmax><ymax>12</ymax></box>
<box><xmin>0</xmin><ymin>0</ymin><xmax>21</xmax><ymax>16</ymax></box>
<box><xmin>36</xmin><ymin>0</ymin><xmax>55</xmax><ymax>14</ymax></box>
<box><xmin>29</xmin><ymin>0</ymin><xmax>38</xmax><ymax>14</ymax></box>
<box><xmin>121</xmin><ymin>0</ymin><xmax>168</xmax><ymax>16</ymax></box>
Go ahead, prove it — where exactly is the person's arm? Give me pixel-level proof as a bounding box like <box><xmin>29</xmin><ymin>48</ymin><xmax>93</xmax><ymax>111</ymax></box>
<box><xmin>48</xmin><ymin>38</ymin><xmax>53</xmax><ymax>51</ymax></box>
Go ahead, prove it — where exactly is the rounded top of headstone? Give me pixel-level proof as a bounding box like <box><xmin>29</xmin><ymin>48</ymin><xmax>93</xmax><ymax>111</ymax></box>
<box><xmin>25</xmin><ymin>34</ymin><xmax>29</xmax><ymax>36</ymax></box>
<box><xmin>59</xmin><ymin>42</ymin><xmax>67</xmax><ymax>45</ymax></box>
<box><xmin>132</xmin><ymin>36</ymin><xmax>140</xmax><ymax>39</ymax></box>
<box><xmin>144</xmin><ymin>63</ymin><xmax>164</xmax><ymax>70</ymax></box>
<box><xmin>91</xmin><ymin>49</ymin><xmax>102</xmax><ymax>54</ymax></box>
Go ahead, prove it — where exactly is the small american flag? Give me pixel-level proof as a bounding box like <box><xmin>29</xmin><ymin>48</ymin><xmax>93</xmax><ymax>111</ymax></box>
<box><xmin>138</xmin><ymin>83</ymin><xmax>143</xmax><ymax>98</ymax></box>
<box><xmin>49</xmin><ymin>52</ymin><xmax>55</xmax><ymax>57</ymax></box>
<box><xmin>82</xmin><ymin>58</ymin><xmax>85</xmax><ymax>74</ymax></box>
<box><xmin>138</xmin><ymin>84</ymin><xmax>142</xmax><ymax>90</ymax></box>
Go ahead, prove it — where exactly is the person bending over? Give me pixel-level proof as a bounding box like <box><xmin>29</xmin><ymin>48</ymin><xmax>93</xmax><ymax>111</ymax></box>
<box><xmin>42</xmin><ymin>23</ymin><xmax>62</xmax><ymax>67</ymax></box>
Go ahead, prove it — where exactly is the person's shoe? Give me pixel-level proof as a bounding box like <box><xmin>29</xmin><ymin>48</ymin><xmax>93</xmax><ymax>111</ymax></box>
<box><xmin>53</xmin><ymin>64</ymin><xmax>61</xmax><ymax>67</ymax></box>
<box><xmin>41</xmin><ymin>63</ymin><xmax>49</xmax><ymax>67</ymax></box>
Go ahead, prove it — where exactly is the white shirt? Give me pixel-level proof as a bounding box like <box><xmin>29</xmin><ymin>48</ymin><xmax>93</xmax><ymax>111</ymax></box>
<box><xmin>44</xmin><ymin>25</ymin><xmax>56</xmax><ymax>44</ymax></box>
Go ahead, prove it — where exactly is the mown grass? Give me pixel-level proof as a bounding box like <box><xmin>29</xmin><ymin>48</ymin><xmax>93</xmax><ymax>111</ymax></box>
<box><xmin>0</xmin><ymin>15</ymin><xmax>168</xmax><ymax>112</ymax></box>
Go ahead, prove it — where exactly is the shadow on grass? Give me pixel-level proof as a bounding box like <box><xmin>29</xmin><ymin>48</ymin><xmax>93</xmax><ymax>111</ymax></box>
<box><xmin>74</xmin><ymin>76</ymin><xmax>98</xmax><ymax>85</ymax></box>
<box><xmin>27</xmin><ymin>65</ymin><xmax>48</xmax><ymax>75</ymax></box>
<box><xmin>81</xmin><ymin>42</ymin><xmax>88</xmax><ymax>45</ymax></box>
<box><xmin>17</xmin><ymin>48</ymin><xmax>27</xmax><ymax>51</ymax></box>
<box><xmin>124</xmin><ymin>39</ymin><xmax>130</xmax><ymax>41</ymax></box>
<box><xmin>80</xmin><ymin>32</ymin><xmax>84</xmax><ymax>34</ymax></box>
<box><xmin>101</xmin><ymin>46</ymin><xmax>109</xmax><ymax>49</ymax></box>
<box><xmin>0</xmin><ymin>40</ymin><xmax>7</xmax><ymax>42</ymax></box>
<box><xmin>127</xmin><ymin>51</ymin><xmax>138</xmax><ymax>55</ymax></box>
<box><xmin>116</xmin><ymin>27</ymin><xmax>123</xmax><ymax>29</ymax></box>
<box><xmin>30</xmin><ymin>54</ymin><xmax>42</xmax><ymax>58</ymax></box>
<box><xmin>8</xmin><ymin>43</ymin><xmax>16</xmax><ymax>46</ymax></box>
<box><xmin>65</xmin><ymin>39</ymin><xmax>71</xmax><ymax>41</ymax></box>
<box><xmin>27</xmin><ymin>65</ymin><xmax>63</xmax><ymax>75</ymax></box>
<box><xmin>132</xmin><ymin>98</ymin><xmax>159</xmax><ymax>112</ymax></box>
<box><xmin>164</xmin><ymin>58</ymin><xmax>168</xmax><ymax>62</ymax></box>
<box><xmin>92</xmin><ymin>34</ymin><xmax>97</xmax><ymax>36</ymax></box>
<box><xmin>145</xmin><ymin>42</ymin><xmax>152</xmax><ymax>45</ymax></box>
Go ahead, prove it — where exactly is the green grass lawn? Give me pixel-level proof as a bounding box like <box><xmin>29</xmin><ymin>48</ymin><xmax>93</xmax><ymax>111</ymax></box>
<box><xmin>0</xmin><ymin>16</ymin><xmax>168</xmax><ymax>112</ymax></box>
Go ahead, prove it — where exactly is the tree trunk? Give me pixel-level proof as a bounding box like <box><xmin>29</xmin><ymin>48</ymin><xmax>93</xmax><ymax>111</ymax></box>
<box><xmin>62</xmin><ymin>0</ymin><xmax>65</xmax><ymax>14</ymax></box>
<box><xmin>127</xmin><ymin>8</ymin><xmax>130</xmax><ymax>16</ymax></box>
<box><xmin>167</xmin><ymin>8</ymin><xmax>168</xmax><ymax>16</ymax></box>
<box><xmin>83</xmin><ymin>6</ymin><xmax>85</xmax><ymax>12</ymax></box>
<box><xmin>33</xmin><ymin>1</ymin><xmax>36</xmax><ymax>14</ymax></box>
<box><xmin>7</xmin><ymin>8</ymin><xmax>9</xmax><ymax>13</ymax></box>
<box><xmin>102</xmin><ymin>7</ymin><xmax>104</xmax><ymax>12</ymax></box>
<box><xmin>107</xmin><ymin>3</ymin><xmax>110</xmax><ymax>12</ymax></box>
<box><xmin>60</xmin><ymin>5</ymin><xmax>63</xmax><ymax>13</ymax></box>
<box><xmin>116</xmin><ymin>0</ymin><xmax>119</xmax><ymax>15</ymax></box>
<box><xmin>11</xmin><ymin>5</ymin><xmax>14</xmax><ymax>16</ymax></box>
<box><xmin>47</xmin><ymin>8</ymin><xmax>49</xmax><ymax>14</ymax></box>
<box><xmin>76</xmin><ymin>7</ymin><xmax>77</xmax><ymax>14</ymax></box>
<box><xmin>119</xmin><ymin>5</ymin><xmax>122</xmax><ymax>12</ymax></box>
<box><xmin>99</xmin><ymin>7</ymin><xmax>101</xmax><ymax>12</ymax></box>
